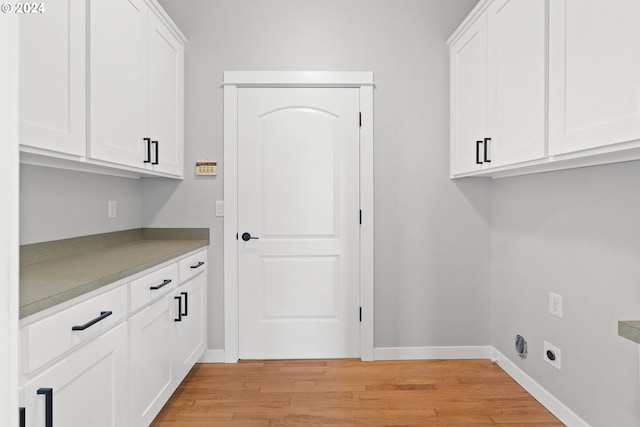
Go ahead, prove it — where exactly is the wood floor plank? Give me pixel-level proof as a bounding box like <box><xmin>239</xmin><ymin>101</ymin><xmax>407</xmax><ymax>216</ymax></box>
<box><xmin>150</xmin><ymin>359</ymin><xmax>565</xmax><ymax>427</ymax></box>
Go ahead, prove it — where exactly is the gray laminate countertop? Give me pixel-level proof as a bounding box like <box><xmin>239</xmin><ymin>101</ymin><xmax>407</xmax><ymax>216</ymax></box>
<box><xmin>618</xmin><ymin>321</ymin><xmax>640</xmax><ymax>345</ymax></box>
<box><xmin>20</xmin><ymin>228</ymin><xmax>209</xmax><ymax>318</ymax></box>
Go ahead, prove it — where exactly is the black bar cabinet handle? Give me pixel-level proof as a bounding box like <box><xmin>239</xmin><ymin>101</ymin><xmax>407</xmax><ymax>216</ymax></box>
<box><xmin>36</xmin><ymin>388</ymin><xmax>52</xmax><ymax>427</ymax></box>
<box><xmin>476</xmin><ymin>140</ymin><xmax>483</xmax><ymax>164</ymax></box>
<box><xmin>150</xmin><ymin>279</ymin><xmax>172</xmax><ymax>290</ymax></box>
<box><xmin>190</xmin><ymin>261</ymin><xmax>205</xmax><ymax>269</ymax></box>
<box><xmin>174</xmin><ymin>296</ymin><xmax>183</xmax><ymax>322</ymax></box>
<box><xmin>484</xmin><ymin>137</ymin><xmax>492</xmax><ymax>163</ymax></box>
<box><xmin>181</xmin><ymin>292</ymin><xmax>188</xmax><ymax>316</ymax></box>
<box><xmin>19</xmin><ymin>407</ymin><xmax>25</xmax><ymax>427</ymax></box>
<box><xmin>152</xmin><ymin>140</ymin><xmax>159</xmax><ymax>165</ymax></box>
<box><xmin>143</xmin><ymin>138</ymin><xmax>151</xmax><ymax>163</ymax></box>
<box><xmin>71</xmin><ymin>311</ymin><xmax>112</xmax><ymax>331</ymax></box>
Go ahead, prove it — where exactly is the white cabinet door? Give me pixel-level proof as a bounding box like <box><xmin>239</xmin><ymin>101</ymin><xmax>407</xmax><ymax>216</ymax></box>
<box><xmin>172</xmin><ymin>271</ymin><xmax>206</xmax><ymax>383</ymax></box>
<box><xmin>450</xmin><ymin>15</ymin><xmax>488</xmax><ymax>175</ymax></box>
<box><xmin>146</xmin><ymin>11</ymin><xmax>184</xmax><ymax>176</ymax></box>
<box><xmin>129</xmin><ymin>294</ymin><xmax>173</xmax><ymax>427</ymax></box>
<box><xmin>89</xmin><ymin>0</ymin><xmax>184</xmax><ymax>175</ymax></box>
<box><xmin>20</xmin><ymin>0</ymin><xmax>86</xmax><ymax>156</ymax></box>
<box><xmin>89</xmin><ymin>0</ymin><xmax>147</xmax><ymax>168</ymax></box>
<box><xmin>549</xmin><ymin>0</ymin><xmax>640</xmax><ymax>155</ymax></box>
<box><xmin>23</xmin><ymin>323</ymin><xmax>128</xmax><ymax>427</ymax></box>
<box><xmin>487</xmin><ymin>0</ymin><xmax>546</xmax><ymax>166</ymax></box>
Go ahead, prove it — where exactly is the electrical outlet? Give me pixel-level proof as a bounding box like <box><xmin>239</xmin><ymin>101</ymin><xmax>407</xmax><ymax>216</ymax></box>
<box><xmin>549</xmin><ymin>292</ymin><xmax>563</xmax><ymax>318</ymax></box>
<box><xmin>108</xmin><ymin>200</ymin><xmax>117</xmax><ymax>219</ymax></box>
<box><xmin>543</xmin><ymin>341</ymin><xmax>561</xmax><ymax>370</ymax></box>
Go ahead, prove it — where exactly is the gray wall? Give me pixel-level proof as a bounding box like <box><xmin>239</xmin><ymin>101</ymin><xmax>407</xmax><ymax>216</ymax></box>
<box><xmin>148</xmin><ymin>0</ymin><xmax>490</xmax><ymax>350</ymax></box>
<box><xmin>491</xmin><ymin>161</ymin><xmax>640</xmax><ymax>427</ymax></box>
<box><xmin>20</xmin><ymin>165</ymin><xmax>142</xmax><ymax>244</ymax></box>
<box><xmin>18</xmin><ymin>1</ymin><xmax>640</xmax><ymax>424</ymax></box>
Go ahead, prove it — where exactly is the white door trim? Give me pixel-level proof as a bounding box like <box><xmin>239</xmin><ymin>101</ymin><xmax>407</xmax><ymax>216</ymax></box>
<box><xmin>0</xmin><ymin>13</ymin><xmax>20</xmax><ymax>427</ymax></box>
<box><xmin>223</xmin><ymin>71</ymin><xmax>374</xmax><ymax>362</ymax></box>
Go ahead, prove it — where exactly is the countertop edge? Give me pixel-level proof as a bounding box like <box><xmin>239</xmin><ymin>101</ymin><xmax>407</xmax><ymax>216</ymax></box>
<box><xmin>618</xmin><ymin>321</ymin><xmax>640</xmax><ymax>345</ymax></box>
<box><xmin>20</xmin><ymin>239</ymin><xmax>209</xmax><ymax>319</ymax></box>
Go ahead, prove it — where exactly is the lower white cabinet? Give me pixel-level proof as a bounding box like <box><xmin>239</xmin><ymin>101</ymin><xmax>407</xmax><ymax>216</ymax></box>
<box><xmin>130</xmin><ymin>249</ymin><xmax>207</xmax><ymax>426</ymax></box>
<box><xmin>19</xmin><ymin>247</ymin><xmax>208</xmax><ymax>427</ymax></box>
<box><xmin>172</xmin><ymin>271</ymin><xmax>206</xmax><ymax>383</ymax></box>
<box><xmin>22</xmin><ymin>323</ymin><xmax>128</xmax><ymax>427</ymax></box>
<box><xmin>129</xmin><ymin>295</ymin><xmax>174</xmax><ymax>427</ymax></box>
<box><xmin>22</xmin><ymin>285</ymin><xmax>127</xmax><ymax>375</ymax></box>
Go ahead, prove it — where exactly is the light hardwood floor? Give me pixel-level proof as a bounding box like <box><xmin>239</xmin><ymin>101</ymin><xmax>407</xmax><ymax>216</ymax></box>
<box><xmin>151</xmin><ymin>359</ymin><xmax>564</xmax><ymax>427</ymax></box>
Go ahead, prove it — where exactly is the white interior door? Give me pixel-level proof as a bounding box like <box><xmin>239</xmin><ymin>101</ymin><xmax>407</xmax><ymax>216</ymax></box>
<box><xmin>238</xmin><ymin>87</ymin><xmax>360</xmax><ymax>359</ymax></box>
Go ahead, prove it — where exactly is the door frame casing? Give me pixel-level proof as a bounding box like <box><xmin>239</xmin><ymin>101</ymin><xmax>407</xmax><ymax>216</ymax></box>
<box><xmin>223</xmin><ymin>71</ymin><xmax>374</xmax><ymax>362</ymax></box>
<box><xmin>0</xmin><ymin>13</ymin><xmax>20</xmax><ymax>427</ymax></box>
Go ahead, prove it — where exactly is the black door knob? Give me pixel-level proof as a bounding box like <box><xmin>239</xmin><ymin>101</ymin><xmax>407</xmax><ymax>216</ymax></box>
<box><xmin>241</xmin><ymin>232</ymin><xmax>258</xmax><ymax>241</ymax></box>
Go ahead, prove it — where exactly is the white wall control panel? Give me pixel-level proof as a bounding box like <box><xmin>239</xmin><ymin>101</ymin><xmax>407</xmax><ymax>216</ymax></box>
<box><xmin>196</xmin><ymin>160</ymin><xmax>217</xmax><ymax>175</ymax></box>
<box><xmin>216</xmin><ymin>201</ymin><xmax>224</xmax><ymax>217</ymax></box>
<box><xmin>549</xmin><ymin>292</ymin><xmax>563</xmax><ymax>318</ymax></box>
<box><xmin>108</xmin><ymin>200</ymin><xmax>117</xmax><ymax>218</ymax></box>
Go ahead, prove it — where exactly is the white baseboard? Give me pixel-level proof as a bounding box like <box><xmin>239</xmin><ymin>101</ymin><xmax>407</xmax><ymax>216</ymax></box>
<box><xmin>200</xmin><ymin>346</ymin><xmax>493</xmax><ymax>363</ymax></box>
<box><xmin>198</xmin><ymin>349</ymin><xmax>225</xmax><ymax>363</ymax></box>
<box><xmin>374</xmin><ymin>345</ymin><xmax>493</xmax><ymax>360</ymax></box>
<box><xmin>492</xmin><ymin>348</ymin><xmax>590</xmax><ymax>427</ymax></box>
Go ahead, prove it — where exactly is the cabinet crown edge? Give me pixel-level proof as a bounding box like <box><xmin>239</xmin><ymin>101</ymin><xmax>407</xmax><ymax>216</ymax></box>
<box><xmin>144</xmin><ymin>0</ymin><xmax>188</xmax><ymax>43</ymax></box>
<box><xmin>447</xmin><ymin>0</ymin><xmax>492</xmax><ymax>46</ymax></box>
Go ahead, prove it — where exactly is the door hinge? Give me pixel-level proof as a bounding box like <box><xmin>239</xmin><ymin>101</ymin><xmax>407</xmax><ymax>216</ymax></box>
<box><xmin>359</xmin><ymin>112</ymin><xmax>362</xmax><ymax>127</ymax></box>
<box><xmin>236</xmin><ymin>233</ymin><xmax>238</xmax><ymax>240</ymax></box>
<box><xmin>359</xmin><ymin>307</ymin><xmax>362</xmax><ymax>322</ymax></box>
<box><xmin>359</xmin><ymin>210</ymin><xmax>362</xmax><ymax>225</ymax></box>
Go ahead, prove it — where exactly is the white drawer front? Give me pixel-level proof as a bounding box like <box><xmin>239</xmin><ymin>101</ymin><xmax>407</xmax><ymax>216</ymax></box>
<box><xmin>179</xmin><ymin>249</ymin><xmax>207</xmax><ymax>283</ymax></box>
<box><xmin>129</xmin><ymin>263</ymin><xmax>178</xmax><ymax>313</ymax></box>
<box><xmin>22</xmin><ymin>284</ymin><xmax>127</xmax><ymax>375</ymax></box>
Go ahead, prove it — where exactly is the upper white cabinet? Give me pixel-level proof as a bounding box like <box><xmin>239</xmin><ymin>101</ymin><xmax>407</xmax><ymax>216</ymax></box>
<box><xmin>89</xmin><ymin>0</ymin><xmax>147</xmax><ymax>169</ymax></box>
<box><xmin>449</xmin><ymin>0</ymin><xmax>546</xmax><ymax>177</ymax></box>
<box><xmin>450</xmin><ymin>14</ymin><xmax>488</xmax><ymax>175</ymax></box>
<box><xmin>19</xmin><ymin>0</ymin><xmax>186</xmax><ymax>178</ymax></box>
<box><xmin>486</xmin><ymin>0</ymin><xmax>546</xmax><ymax>167</ymax></box>
<box><xmin>548</xmin><ymin>0</ymin><xmax>640</xmax><ymax>156</ymax></box>
<box><xmin>451</xmin><ymin>0</ymin><xmax>640</xmax><ymax>178</ymax></box>
<box><xmin>89</xmin><ymin>0</ymin><xmax>184</xmax><ymax>176</ymax></box>
<box><xmin>19</xmin><ymin>0</ymin><xmax>86</xmax><ymax>157</ymax></box>
<box><xmin>146</xmin><ymin>10</ymin><xmax>184</xmax><ymax>176</ymax></box>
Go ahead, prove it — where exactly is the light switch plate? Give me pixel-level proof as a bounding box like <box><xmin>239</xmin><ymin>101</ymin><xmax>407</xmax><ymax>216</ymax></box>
<box><xmin>108</xmin><ymin>200</ymin><xmax>117</xmax><ymax>219</ymax></box>
<box><xmin>216</xmin><ymin>200</ymin><xmax>224</xmax><ymax>217</ymax></box>
<box><xmin>549</xmin><ymin>292</ymin><xmax>563</xmax><ymax>318</ymax></box>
